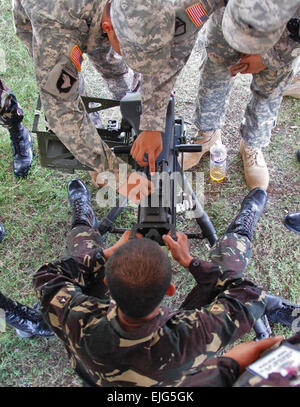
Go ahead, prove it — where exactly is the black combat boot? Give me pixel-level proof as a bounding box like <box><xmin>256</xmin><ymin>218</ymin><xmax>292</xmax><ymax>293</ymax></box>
<box><xmin>0</xmin><ymin>223</ymin><xmax>5</xmax><ymax>242</ymax></box>
<box><xmin>0</xmin><ymin>293</ymin><xmax>53</xmax><ymax>338</ymax></box>
<box><xmin>68</xmin><ymin>179</ymin><xmax>96</xmax><ymax>229</ymax></box>
<box><xmin>9</xmin><ymin>123</ymin><xmax>33</xmax><ymax>177</ymax></box>
<box><xmin>265</xmin><ymin>294</ymin><xmax>300</xmax><ymax>329</ymax></box>
<box><xmin>284</xmin><ymin>212</ymin><xmax>300</xmax><ymax>235</ymax></box>
<box><xmin>226</xmin><ymin>188</ymin><xmax>268</xmax><ymax>240</ymax></box>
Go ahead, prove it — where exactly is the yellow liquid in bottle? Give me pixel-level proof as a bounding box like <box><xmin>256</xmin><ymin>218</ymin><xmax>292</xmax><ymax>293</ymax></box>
<box><xmin>210</xmin><ymin>167</ymin><xmax>226</xmax><ymax>182</ymax></box>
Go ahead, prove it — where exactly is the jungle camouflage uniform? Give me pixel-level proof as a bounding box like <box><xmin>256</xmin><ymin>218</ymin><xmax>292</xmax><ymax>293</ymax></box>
<box><xmin>33</xmin><ymin>226</ymin><xmax>267</xmax><ymax>387</ymax></box>
<box><xmin>194</xmin><ymin>6</ymin><xmax>300</xmax><ymax>149</ymax></box>
<box><xmin>12</xmin><ymin>0</ymin><xmax>137</xmax><ymax>182</ymax></box>
<box><xmin>0</xmin><ymin>80</ymin><xmax>24</xmax><ymax>127</ymax></box>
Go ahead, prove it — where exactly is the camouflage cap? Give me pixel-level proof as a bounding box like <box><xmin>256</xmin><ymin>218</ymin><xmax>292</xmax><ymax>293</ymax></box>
<box><xmin>110</xmin><ymin>0</ymin><xmax>175</xmax><ymax>74</ymax></box>
<box><xmin>222</xmin><ymin>0</ymin><xmax>300</xmax><ymax>54</ymax></box>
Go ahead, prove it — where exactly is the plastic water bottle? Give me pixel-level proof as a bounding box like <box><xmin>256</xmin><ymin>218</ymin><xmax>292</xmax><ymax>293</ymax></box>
<box><xmin>210</xmin><ymin>141</ymin><xmax>227</xmax><ymax>182</ymax></box>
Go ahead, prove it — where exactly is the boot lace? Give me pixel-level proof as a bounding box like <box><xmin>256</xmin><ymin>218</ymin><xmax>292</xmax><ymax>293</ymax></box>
<box><xmin>73</xmin><ymin>197</ymin><xmax>85</xmax><ymax>222</ymax></box>
<box><xmin>244</xmin><ymin>145</ymin><xmax>265</xmax><ymax>167</ymax></box>
<box><xmin>238</xmin><ymin>207</ymin><xmax>256</xmax><ymax>231</ymax></box>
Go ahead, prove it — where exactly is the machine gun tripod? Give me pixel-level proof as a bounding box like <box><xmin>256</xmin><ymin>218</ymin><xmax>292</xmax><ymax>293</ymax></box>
<box><xmin>32</xmin><ymin>91</ymin><xmax>272</xmax><ymax>340</ymax></box>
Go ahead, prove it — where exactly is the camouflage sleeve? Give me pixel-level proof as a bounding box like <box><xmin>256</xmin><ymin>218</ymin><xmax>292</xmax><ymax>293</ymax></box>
<box><xmin>12</xmin><ymin>0</ymin><xmax>33</xmax><ymax>57</ymax></box>
<box><xmin>180</xmin><ymin>356</ymin><xmax>240</xmax><ymax>387</ymax></box>
<box><xmin>175</xmin><ymin>233</ymin><xmax>267</xmax><ymax>359</ymax></box>
<box><xmin>139</xmin><ymin>0</ymin><xmax>226</xmax><ymax>132</ymax></box>
<box><xmin>32</xmin><ymin>257</ymin><xmax>109</xmax><ymax>340</ymax></box>
<box><xmin>139</xmin><ymin>34</ymin><xmax>198</xmax><ymax>132</ymax></box>
<box><xmin>261</xmin><ymin>9</ymin><xmax>300</xmax><ymax>70</ymax></box>
<box><xmin>13</xmin><ymin>5</ymin><xmax>131</xmax><ymax>183</ymax></box>
<box><xmin>0</xmin><ymin>80</ymin><xmax>24</xmax><ymax>124</ymax></box>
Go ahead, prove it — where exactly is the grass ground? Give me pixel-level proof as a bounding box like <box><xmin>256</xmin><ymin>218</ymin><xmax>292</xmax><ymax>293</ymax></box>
<box><xmin>0</xmin><ymin>0</ymin><xmax>299</xmax><ymax>387</ymax></box>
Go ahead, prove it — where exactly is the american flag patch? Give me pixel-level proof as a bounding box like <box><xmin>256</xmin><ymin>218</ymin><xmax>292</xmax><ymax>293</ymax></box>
<box><xmin>70</xmin><ymin>45</ymin><xmax>84</xmax><ymax>72</ymax></box>
<box><xmin>185</xmin><ymin>3</ymin><xmax>208</xmax><ymax>27</ymax></box>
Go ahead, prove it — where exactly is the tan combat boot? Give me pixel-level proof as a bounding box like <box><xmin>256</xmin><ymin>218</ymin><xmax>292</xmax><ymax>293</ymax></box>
<box><xmin>283</xmin><ymin>72</ymin><xmax>300</xmax><ymax>99</ymax></box>
<box><xmin>182</xmin><ymin>130</ymin><xmax>221</xmax><ymax>170</ymax></box>
<box><xmin>240</xmin><ymin>139</ymin><xmax>269</xmax><ymax>191</ymax></box>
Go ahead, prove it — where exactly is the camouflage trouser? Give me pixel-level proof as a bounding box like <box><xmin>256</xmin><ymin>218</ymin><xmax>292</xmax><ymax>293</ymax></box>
<box><xmin>181</xmin><ymin>233</ymin><xmax>251</xmax><ymax>309</ymax></box>
<box><xmin>194</xmin><ymin>8</ymin><xmax>296</xmax><ymax>148</ymax></box>
<box><xmin>12</xmin><ymin>0</ymin><xmax>137</xmax><ymax>178</ymax></box>
<box><xmin>67</xmin><ymin>226</ymin><xmax>251</xmax><ymax>307</ymax></box>
<box><xmin>0</xmin><ymin>80</ymin><xmax>24</xmax><ymax>126</ymax></box>
<box><xmin>66</xmin><ymin>225</ymin><xmax>108</xmax><ymax>299</ymax></box>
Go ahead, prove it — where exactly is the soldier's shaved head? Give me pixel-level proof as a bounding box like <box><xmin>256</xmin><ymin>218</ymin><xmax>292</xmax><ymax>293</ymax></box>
<box><xmin>105</xmin><ymin>238</ymin><xmax>172</xmax><ymax>318</ymax></box>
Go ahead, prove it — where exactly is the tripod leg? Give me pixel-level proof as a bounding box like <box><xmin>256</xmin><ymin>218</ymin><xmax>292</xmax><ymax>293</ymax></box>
<box><xmin>180</xmin><ymin>174</ymin><xmax>218</xmax><ymax>246</ymax></box>
<box><xmin>96</xmin><ymin>196</ymin><xmax>128</xmax><ymax>239</ymax></box>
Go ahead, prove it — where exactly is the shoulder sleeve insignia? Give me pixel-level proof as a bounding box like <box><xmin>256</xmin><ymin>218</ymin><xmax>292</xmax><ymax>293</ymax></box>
<box><xmin>185</xmin><ymin>2</ymin><xmax>208</xmax><ymax>27</ymax></box>
<box><xmin>70</xmin><ymin>45</ymin><xmax>84</xmax><ymax>72</ymax></box>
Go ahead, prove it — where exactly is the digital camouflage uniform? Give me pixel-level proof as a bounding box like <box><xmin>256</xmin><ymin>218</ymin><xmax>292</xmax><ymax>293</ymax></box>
<box><xmin>12</xmin><ymin>0</ymin><xmax>137</xmax><ymax>182</ymax></box>
<box><xmin>135</xmin><ymin>0</ymin><xmax>227</xmax><ymax>132</ymax></box>
<box><xmin>33</xmin><ymin>226</ymin><xmax>267</xmax><ymax>387</ymax></box>
<box><xmin>11</xmin><ymin>0</ymin><xmax>230</xmax><ymax>179</ymax></box>
<box><xmin>194</xmin><ymin>5</ymin><xmax>300</xmax><ymax>148</ymax></box>
<box><xmin>0</xmin><ymin>80</ymin><xmax>24</xmax><ymax>127</ymax></box>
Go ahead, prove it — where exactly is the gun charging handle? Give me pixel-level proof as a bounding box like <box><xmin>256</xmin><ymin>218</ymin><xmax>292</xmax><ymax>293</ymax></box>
<box><xmin>112</xmin><ymin>146</ymin><xmax>132</xmax><ymax>155</ymax></box>
<box><xmin>176</xmin><ymin>145</ymin><xmax>203</xmax><ymax>153</ymax></box>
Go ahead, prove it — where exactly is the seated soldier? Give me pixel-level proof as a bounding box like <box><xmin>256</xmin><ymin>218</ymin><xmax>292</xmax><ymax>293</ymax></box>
<box><xmin>32</xmin><ymin>180</ymin><xmax>299</xmax><ymax>387</ymax></box>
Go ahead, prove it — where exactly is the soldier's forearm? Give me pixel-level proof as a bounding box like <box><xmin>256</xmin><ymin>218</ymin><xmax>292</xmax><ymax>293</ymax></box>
<box><xmin>40</xmin><ymin>91</ymin><xmax>133</xmax><ymax>183</ymax></box>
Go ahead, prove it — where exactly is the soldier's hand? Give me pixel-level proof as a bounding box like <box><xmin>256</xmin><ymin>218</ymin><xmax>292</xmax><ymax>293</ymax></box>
<box><xmin>118</xmin><ymin>172</ymin><xmax>154</xmax><ymax>204</ymax></box>
<box><xmin>223</xmin><ymin>336</ymin><xmax>284</xmax><ymax>373</ymax></box>
<box><xmin>229</xmin><ymin>62</ymin><xmax>249</xmax><ymax>77</ymax></box>
<box><xmin>103</xmin><ymin>230</ymin><xmax>143</xmax><ymax>259</ymax></box>
<box><xmin>229</xmin><ymin>54</ymin><xmax>266</xmax><ymax>77</ymax></box>
<box><xmin>162</xmin><ymin>232</ymin><xmax>193</xmax><ymax>268</ymax></box>
<box><xmin>130</xmin><ymin>131</ymin><xmax>163</xmax><ymax>175</ymax></box>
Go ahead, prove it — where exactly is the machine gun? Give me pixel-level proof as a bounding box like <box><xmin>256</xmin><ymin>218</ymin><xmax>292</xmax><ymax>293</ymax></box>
<box><xmin>97</xmin><ymin>92</ymin><xmax>218</xmax><ymax>246</ymax></box>
<box><xmin>32</xmin><ymin>91</ymin><xmax>272</xmax><ymax>340</ymax></box>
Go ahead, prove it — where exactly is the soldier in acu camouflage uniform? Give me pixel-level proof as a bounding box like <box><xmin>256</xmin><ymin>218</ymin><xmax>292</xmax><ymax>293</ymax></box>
<box><xmin>183</xmin><ymin>2</ymin><xmax>300</xmax><ymax>192</ymax></box>
<box><xmin>32</xmin><ymin>179</ymin><xmax>295</xmax><ymax>387</ymax></box>
<box><xmin>113</xmin><ymin>0</ymin><xmax>227</xmax><ymax>174</ymax></box>
<box><xmin>222</xmin><ymin>0</ymin><xmax>300</xmax><ymax>235</ymax></box>
<box><xmin>12</xmin><ymin>0</ymin><xmax>152</xmax><ymax>196</ymax></box>
<box><xmin>0</xmin><ymin>80</ymin><xmax>33</xmax><ymax>177</ymax></box>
